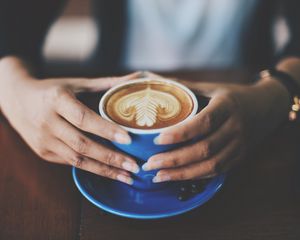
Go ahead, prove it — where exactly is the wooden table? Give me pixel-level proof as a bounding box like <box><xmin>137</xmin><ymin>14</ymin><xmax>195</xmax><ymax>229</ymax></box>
<box><xmin>1</xmin><ymin>71</ymin><xmax>300</xmax><ymax>240</ymax></box>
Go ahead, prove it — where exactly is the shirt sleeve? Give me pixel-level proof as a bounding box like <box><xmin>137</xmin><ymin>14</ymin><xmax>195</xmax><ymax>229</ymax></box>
<box><xmin>0</xmin><ymin>0</ymin><xmax>65</xmax><ymax>67</ymax></box>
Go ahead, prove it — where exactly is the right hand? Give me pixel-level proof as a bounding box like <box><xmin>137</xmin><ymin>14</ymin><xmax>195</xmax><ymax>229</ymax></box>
<box><xmin>0</xmin><ymin>57</ymin><xmax>141</xmax><ymax>185</ymax></box>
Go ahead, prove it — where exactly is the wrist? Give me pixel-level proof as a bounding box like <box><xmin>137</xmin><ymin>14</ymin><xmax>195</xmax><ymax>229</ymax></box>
<box><xmin>258</xmin><ymin>68</ymin><xmax>300</xmax><ymax>122</ymax></box>
<box><xmin>0</xmin><ymin>56</ymin><xmax>36</xmax><ymax>109</ymax></box>
<box><xmin>253</xmin><ymin>76</ymin><xmax>290</xmax><ymax>121</ymax></box>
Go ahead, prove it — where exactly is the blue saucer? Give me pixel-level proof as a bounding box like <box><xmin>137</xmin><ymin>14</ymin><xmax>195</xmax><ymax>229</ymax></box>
<box><xmin>72</xmin><ymin>167</ymin><xmax>225</xmax><ymax>219</ymax></box>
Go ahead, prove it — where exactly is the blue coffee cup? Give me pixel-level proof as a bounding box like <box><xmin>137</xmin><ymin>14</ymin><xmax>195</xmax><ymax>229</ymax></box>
<box><xmin>99</xmin><ymin>78</ymin><xmax>198</xmax><ymax>190</ymax></box>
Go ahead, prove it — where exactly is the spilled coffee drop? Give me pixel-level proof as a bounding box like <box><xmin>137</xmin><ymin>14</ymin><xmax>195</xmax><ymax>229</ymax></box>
<box><xmin>104</xmin><ymin>81</ymin><xmax>194</xmax><ymax>129</ymax></box>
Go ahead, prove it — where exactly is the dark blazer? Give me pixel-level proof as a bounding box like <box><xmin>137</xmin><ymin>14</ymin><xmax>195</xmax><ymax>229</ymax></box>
<box><xmin>0</xmin><ymin>0</ymin><xmax>299</xmax><ymax>73</ymax></box>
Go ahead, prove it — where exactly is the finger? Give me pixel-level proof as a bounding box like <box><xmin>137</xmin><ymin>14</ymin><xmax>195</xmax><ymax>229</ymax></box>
<box><xmin>40</xmin><ymin>137</ymin><xmax>131</xmax><ymax>178</ymax></box>
<box><xmin>44</xmin><ymin>148</ymin><xmax>131</xmax><ymax>178</ymax></box>
<box><xmin>81</xmin><ymin>159</ymin><xmax>133</xmax><ymax>185</ymax></box>
<box><xmin>152</xmin><ymin>137</ymin><xmax>240</xmax><ymax>183</ymax></box>
<box><xmin>144</xmin><ymin>117</ymin><xmax>236</xmax><ymax>171</ymax></box>
<box><xmin>55</xmin><ymin>90</ymin><xmax>131</xmax><ymax>144</ymax></box>
<box><xmin>40</xmin><ymin>151</ymin><xmax>66</xmax><ymax>164</ymax></box>
<box><xmin>214</xmin><ymin>147</ymin><xmax>245</xmax><ymax>174</ymax></box>
<box><xmin>63</xmin><ymin>71</ymin><xmax>143</xmax><ymax>93</ymax></box>
<box><xmin>48</xmin><ymin>139</ymin><xmax>133</xmax><ymax>184</ymax></box>
<box><xmin>155</xmin><ymin>95</ymin><xmax>232</xmax><ymax>144</ymax></box>
<box><xmin>193</xmin><ymin>151</ymin><xmax>244</xmax><ymax>180</ymax></box>
<box><xmin>51</xmin><ymin>116</ymin><xmax>139</xmax><ymax>173</ymax></box>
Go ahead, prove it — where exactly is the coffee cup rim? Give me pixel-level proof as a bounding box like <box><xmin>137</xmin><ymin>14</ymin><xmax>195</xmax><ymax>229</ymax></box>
<box><xmin>99</xmin><ymin>77</ymin><xmax>198</xmax><ymax>135</ymax></box>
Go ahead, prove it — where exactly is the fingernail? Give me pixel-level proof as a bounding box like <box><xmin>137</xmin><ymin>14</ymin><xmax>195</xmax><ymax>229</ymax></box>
<box><xmin>142</xmin><ymin>160</ymin><xmax>161</xmax><ymax>171</ymax></box>
<box><xmin>156</xmin><ymin>171</ymin><xmax>165</xmax><ymax>177</ymax></box>
<box><xmin>153</xmin><ymin>136</ymin><xmax>161</xmax><ymax>145</ymax></box>
<box><xmin>153</xmin><ymin>174</ymin><xmax>170</xmax><ymax>183</ymax></box>
<box><xmin>142</xmin><ymin>162</ymin><xmax>150</xmax><ymax>171</ymax></box>
<box><xmin>114</xmin><ymin>133</ymin><xmax>131</xmax><ymax>145</ymax></box>
<box><xmin>154</xmin><ymin>135</ymin><xmax>174</xmax><ymax>145</ymax></box>
<box><xmin>122</xmin><ymin>161</ymin><xmax>140</xmax><ymax>174</ymax></box>
<box><xmin>117</xmin><ymin>175</ymin><xmax>134</xmax><ymax>185</ymax></box>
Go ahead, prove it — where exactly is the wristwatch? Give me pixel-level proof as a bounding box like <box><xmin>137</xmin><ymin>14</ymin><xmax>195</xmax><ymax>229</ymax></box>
<box><xmin>259</xmin><ymin>69</ymin><xmax>300</xmax><ymax>121</ymax></box>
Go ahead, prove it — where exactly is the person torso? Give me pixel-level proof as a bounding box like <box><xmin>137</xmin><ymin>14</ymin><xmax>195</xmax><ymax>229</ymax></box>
<box><xmin>123</xmin><ymin>0</ymin><xmax>259</xmax><ymax>71</ymax></box>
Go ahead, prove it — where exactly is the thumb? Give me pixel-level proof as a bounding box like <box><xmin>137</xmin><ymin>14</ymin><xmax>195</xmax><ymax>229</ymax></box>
<box><xmin>65</xmin><ymin>71</ymin><xmax>143</xmax><ymax>93</ymax></box>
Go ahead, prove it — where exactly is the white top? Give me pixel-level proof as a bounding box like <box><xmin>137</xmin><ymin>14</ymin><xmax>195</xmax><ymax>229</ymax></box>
<box><xmin>123</xmin><ymin>0</ymin><xmax>258</xmax><ymax>71</ymax></box>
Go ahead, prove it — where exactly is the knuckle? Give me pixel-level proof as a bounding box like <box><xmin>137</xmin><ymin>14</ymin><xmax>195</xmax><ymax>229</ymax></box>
<box><xmin>74</xmin><ymin>107</ymin><xmax>87</xmax><ymax>128</ymax></box>
<box><xmin>203</xmin><ymin>113</ymin><xmax>214</xmax><ymax>130</ymax></box>
<box><xmin>35</xmin><ymin>146</ymin><xmax>50</xmax><ymax>159</ymax></box>
<box><xmin>34</xmin><ymin>133</ymin><xmax>48</xmax><ymax>151</ymax></box>
<box><xmin>102</xmin><ymin>166</ymin><xmax>115</xmax><ymax>178</ymax></box>
<box><xmin>33</xmin><ymin>112</ymin><xmax>53</xmax><ymax>131</ymax></box>
<box><xmin>37</xmin><ymin>117</ymin><xmax>50</xmax><ymax>130</ymax></box>
<box><xmin>177</xmin><ymin>170</ymin><xmax>188</xmax><ymax>180</ymax></box>
<box><xmin>169</xmin><ymin>157</ymin><xmax>180</xmax><ymax>167</ymax></box>
<box><xmin>224</xmin><ymin>92</ymin><xmax>240</xmax><ymax>112</ymax></box>
<box><xmin>104</xmin><ymin>152</ymin><xmax>117</xmax><ymax>166</ymax></box>
<box><xmin>201</xmin><ymin>141</ymin><xmax>212</xmax><ymax>158</ymax></box>
<box><xmin>73</xmin><ymin>136</ymin><xmax>89</xmax><ymax>155</ymax></box>
<box><xmin>207</xmin><ymin>160</ymin><xmax>218</xmax><ymax>174</ymax></box>
<box><xmin>51</xmin><ymin>86</ymin><xmax>68</xmax><ymax>100</ymax></box>
<box><xmin>72</xmin><ymin>154</ymin><xmax>84</xmax><ymax>168</ymax></box>
<box><xmin>171</xmin><ymin>158</ymin><xmax>179</xmax><ymax>167</ymax></box>
<box><xmin>180</xmin><ymin>126</ymin><xmax>190</xmax><ymax>140</ymax></box>
<box><xmin>49</xmin><ymin>86</ymin><xmax>71</xmax><ymax>109</ymax></box>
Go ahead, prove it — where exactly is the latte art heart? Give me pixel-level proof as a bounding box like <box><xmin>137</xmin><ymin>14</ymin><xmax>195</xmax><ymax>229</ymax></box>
<box><xmin>115</xmin><ymin>87</ymin><xmax>181</xmax><ymax>127</ymax></box>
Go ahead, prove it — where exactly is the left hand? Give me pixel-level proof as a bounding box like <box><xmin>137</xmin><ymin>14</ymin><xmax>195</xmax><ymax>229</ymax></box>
<box><xmin>142</xmin><ymin>77</ymin><xmax>290</xmax><ymax>182</ymax></box>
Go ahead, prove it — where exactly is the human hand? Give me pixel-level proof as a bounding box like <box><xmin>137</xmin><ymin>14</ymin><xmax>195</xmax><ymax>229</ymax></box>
<box><xmin>0</xmin><ymin>57</ymin><xmax>142</xmax><ymax>185</ymax></box>
<box><xmin>142</xmin><ymin>78</ymin><xmax>290</xmax><ymax>182</ymax></box>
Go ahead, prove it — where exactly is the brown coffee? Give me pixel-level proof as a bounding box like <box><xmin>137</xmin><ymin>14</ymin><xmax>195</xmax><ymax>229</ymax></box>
<box><xmin>104</xmin><ymin>80</ymin><xmax>194</xmax><ymax>129</ymax></box>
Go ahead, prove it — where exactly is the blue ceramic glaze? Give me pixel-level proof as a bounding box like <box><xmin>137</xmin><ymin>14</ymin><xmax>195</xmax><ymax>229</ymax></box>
<box><xmin>113</xmin><ymin>132</ymin><xmax>180</xmax><ymax>160</ymax></box>
<box><xmin>112</xmin><ymin>132</ymin><xmax>183</xmax><ymax>190</ymax></box>
<box><xmin>72</xmin><ymin>167</ymin><xmax>226</xmax><ymax>219</ymax></box>
<box><xmin>99</xmin><ymin>78</ymin><xmax>199</xmax><ymax>190</ymax></box>
<box><xmin>72</xmin><ymin>79</ymin><xmax>226</xmax><ymax>219</ymax></box>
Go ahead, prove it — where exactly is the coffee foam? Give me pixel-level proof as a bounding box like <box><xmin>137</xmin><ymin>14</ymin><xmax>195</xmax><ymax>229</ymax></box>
<box><xmin>115</xmin><ymin>86</ymin><xmax>181</xmax><ymax>127</ymax></box>
<box><xmin>104</xmin><ymin>81</ymin><xmax>194</xmax><ymax>130</ymax></box>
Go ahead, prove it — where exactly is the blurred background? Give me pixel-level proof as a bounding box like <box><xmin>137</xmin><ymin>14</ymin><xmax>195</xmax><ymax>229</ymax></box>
<box><xmin>43</xmin><ymin>0</ymin><xmax>97</xmax><ymax>63</ymax></box>
<box><xmin>43</xmin><ymin>0</ymin><xmax>289</xmax><ymax>71</ymax></box>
